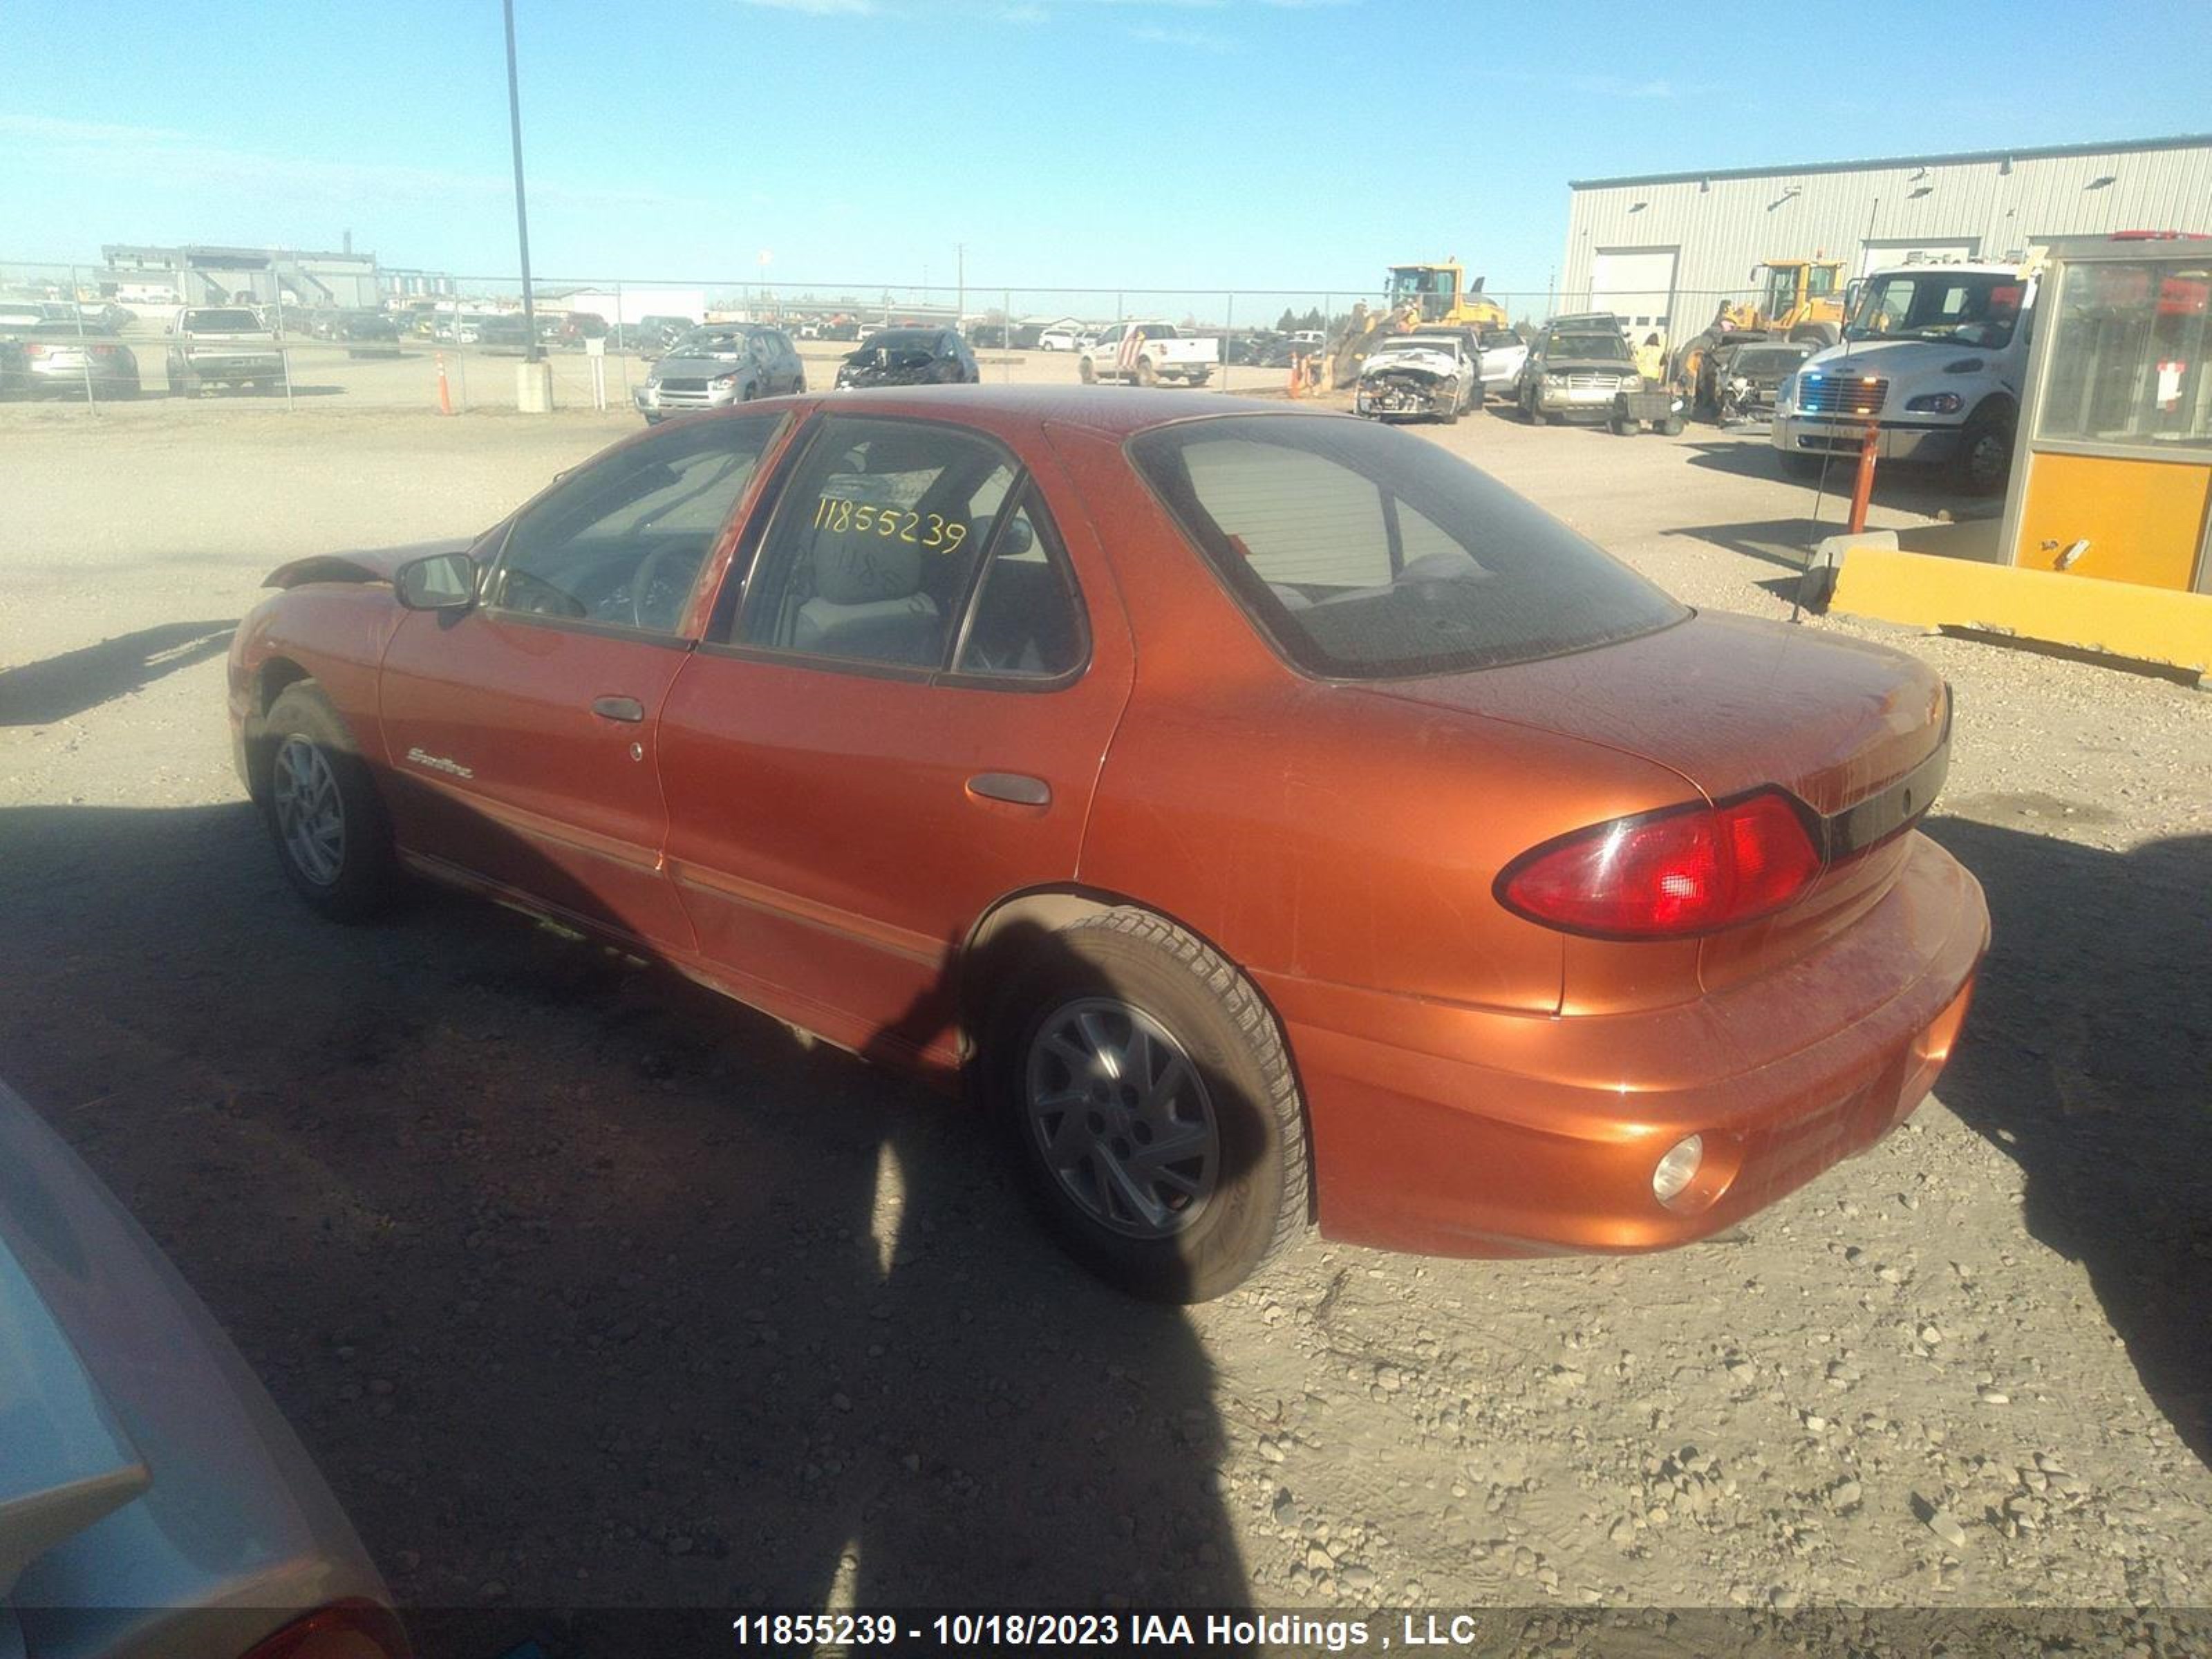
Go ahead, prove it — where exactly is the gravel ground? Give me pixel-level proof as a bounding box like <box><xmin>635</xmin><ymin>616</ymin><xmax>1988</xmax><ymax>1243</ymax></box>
<box><xmin>0</xmin><ymin>391</ymin><xmax>2206</xmax><ymax>1649</ymax></box>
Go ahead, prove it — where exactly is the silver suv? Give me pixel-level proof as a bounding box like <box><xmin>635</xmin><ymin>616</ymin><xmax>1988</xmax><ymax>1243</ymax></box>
<box><xmin>635</xmin><ymin>324</ymin><xmax>805</xmax><ymax>423</ymax></box>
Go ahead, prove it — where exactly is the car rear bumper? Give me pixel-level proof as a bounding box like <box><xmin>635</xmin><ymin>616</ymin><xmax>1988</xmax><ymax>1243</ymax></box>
<box><xmin>1264</xmin><ymin>832</ymin><xmax>1988</xmax><ymax>1259</ymax></box>
<box><xmin>1773</xmin><ymin>414</ymin><xmax>1960</xmax><ymax>465</ymax></box>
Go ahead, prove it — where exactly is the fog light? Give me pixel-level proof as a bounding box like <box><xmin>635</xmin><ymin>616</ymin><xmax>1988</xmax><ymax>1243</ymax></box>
<box><xmin>1652</xmin><ymin>1134</ymin><xmax>1704</xmax><ymax>1206</ymax></box>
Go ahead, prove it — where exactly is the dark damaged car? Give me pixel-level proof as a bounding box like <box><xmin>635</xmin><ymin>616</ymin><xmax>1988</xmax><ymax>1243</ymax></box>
<box><xmin>833</xmin><ymin>328</ymin><xmax>979</xmax><ymax>390</ymax></box>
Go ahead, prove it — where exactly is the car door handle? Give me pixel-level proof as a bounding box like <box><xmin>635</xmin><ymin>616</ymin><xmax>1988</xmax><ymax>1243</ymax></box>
<box><xmin>966</xmin><ymin>772</ymin><xmax>1051</xmax><ymax>807</ymax></box>
<box><xmin>590</xmin><ymin>695</ymin><xmax>645</xmax><ymax>724</ymax></box>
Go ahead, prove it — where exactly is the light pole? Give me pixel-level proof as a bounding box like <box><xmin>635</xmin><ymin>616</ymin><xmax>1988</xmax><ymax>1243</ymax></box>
<box><xmin>502</xmin><ymin>0</ymin><xmax>550</xmax><ymax>406</ymax></box>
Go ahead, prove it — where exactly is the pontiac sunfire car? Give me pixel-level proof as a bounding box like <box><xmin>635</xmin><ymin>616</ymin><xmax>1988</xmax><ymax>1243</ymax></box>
<box><xmin>227</xmin><ymin>387</ymin><xmax>1987</xmax><ymax>1302</ymax></box>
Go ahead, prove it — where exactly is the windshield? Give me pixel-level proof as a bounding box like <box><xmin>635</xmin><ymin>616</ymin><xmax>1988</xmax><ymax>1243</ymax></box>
<box><xmin>183</xmin><ymin>308</ymin><xmax>261</xmax><ymax>331</ymax></box>
<box><xmin>1128</xmin><ymin>415</ymin><xmax>1686</xmax><ymax>679</ymax></box>
<box><xmin>1547</xmin><ymin>332</ymin><xmax>1631</xmax><ymax>362</ymax></box>
<box><xmin>1846</xmin><ymin>271</ymin><xmax>2024</xmax><ymax>348</ymax></box>
<box><xmin>859</xmin><ymin>330</ymin><xmax>939</xmax><ymax>355</ymax></box>
<box><xmin>1732</xmin><ymin>346</ymin><xmax>1808</xmax><ymax>375</ymax></box>
<box><xmin>671</xmin><ymin>330</ymin><xmax>749</xmax><ymax>357</ymax></box>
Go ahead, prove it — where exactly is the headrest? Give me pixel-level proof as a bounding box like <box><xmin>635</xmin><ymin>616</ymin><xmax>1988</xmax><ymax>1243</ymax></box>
<box><xmin>814</xmin><ymin>525</ymin><xmax>925</xmax><ymax>605</ymax></box>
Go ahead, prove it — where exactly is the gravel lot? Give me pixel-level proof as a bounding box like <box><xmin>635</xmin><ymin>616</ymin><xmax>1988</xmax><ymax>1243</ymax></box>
<box><xmin>1</xmin><ymin>384</ymin><xmax>2206</xmax><ymax>1651</ymax></box>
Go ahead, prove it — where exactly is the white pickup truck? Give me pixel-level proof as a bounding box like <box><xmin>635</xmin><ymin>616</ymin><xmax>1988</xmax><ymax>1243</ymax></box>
<box><xmin>1772</xmin><ymin>259</ymin><xmax>2035</xmax><ymax>494</ymax></box>
<box><xmin>1078</xmin><ymin>321</ymin><xmax>1217</xmax><ymax>387</ymax></box>
<box><xmin>165</xmin><ymin>306</ymin><xmax>287</xmax><ymax>397</ymax></box>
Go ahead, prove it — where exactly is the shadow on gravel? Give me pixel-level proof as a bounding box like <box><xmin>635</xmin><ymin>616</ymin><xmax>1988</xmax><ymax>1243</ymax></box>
<box><xmin>0</xmin><ymin>619</ymin><xmax>237</xmax><ymax>727</ymax></box>
<box><xmin>1678</xmin><ymin>437</ymin><xmax>1965</xmax><ymax>516</ymax></box>
<box><xmin>1924</xmin><ymin>818</ymin><xmax>2211</xmax><ymax>1468</ymax></box>
<box><xmin>0</xmin><ymin>801</ymin><xmax>1253</xmax><ymax>1651</ymax></box>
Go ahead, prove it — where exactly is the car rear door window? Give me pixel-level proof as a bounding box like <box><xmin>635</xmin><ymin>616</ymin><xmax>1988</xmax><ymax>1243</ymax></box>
<box><xmin>489</xmin><ymin>413</ymin><xmax>781</xmax><ymax>634</ymax></box>
<box><xmin>733</xmin><ymin>418</ymin><xmax>1015</xmax><ymax>671</ymax></box>
<box><xmin>951</xmin><ymin>488</ymin><xmax>1087</xmax><ymax>681</ymax></box>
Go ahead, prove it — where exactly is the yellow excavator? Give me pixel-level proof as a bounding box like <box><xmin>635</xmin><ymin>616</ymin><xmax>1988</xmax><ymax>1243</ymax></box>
<box><xmin>1317</xmin><ymin>261</ymin><xmax>1508</xmax><ymax>391</ymax></box>
<box><xmin>1381</xmin><ymin>260</ymin><xmax>1509</xmax><ymax>332</ymax></box>
<box><xmin>1675</xmin><ymin>257</ymin><xmax>1848</xmax><ymax>412</ymax></box>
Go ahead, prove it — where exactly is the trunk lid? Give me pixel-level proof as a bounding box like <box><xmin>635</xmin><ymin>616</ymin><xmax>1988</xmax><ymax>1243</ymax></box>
<box><xmin>1373</xmin><ymin>610</ymin><xmax>1951</xmax><ymax>992</ymax></box>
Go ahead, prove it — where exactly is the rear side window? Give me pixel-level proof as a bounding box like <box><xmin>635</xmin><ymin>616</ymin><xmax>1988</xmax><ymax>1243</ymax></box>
<box><xmin>734</xmin><ymin>418</ymin><xmax>1016</xmax><ymax>670</ymax></box>
<box><xmin>953</xmin><ymin>488</ymin><xmax>1085</xmax><ymax>680</ymax></box>
<box><xmin>1128</xmin><ymin>415</ymin><xmax>1685</xmax><ymax>678</ymax></box>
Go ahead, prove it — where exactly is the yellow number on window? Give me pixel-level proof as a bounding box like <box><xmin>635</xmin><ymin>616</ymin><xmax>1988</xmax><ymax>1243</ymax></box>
<box><xmin>921</xmin><ymin>513</ymin><xmax>945</xmax><ymax>549</ymax></box>
<box><xmin>899</xmin><ymin>511</ymin><xmax>921</xmax><ymax>543</ymax></box>
<box><xmin>854</xmin><ymin>503</ymin><xmax>875</xmax><ymax>532</ymax></box>
<box><xmin>941</xmin><ymin>521</ymin><xmax>967</xmax><ymax>555</ymax></box>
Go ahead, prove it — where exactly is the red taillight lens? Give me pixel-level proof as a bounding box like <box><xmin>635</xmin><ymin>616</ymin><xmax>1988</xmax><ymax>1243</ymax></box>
<box><xmin>25</xmin><ymin>344</ymin><xmax>50</xmax><ymax>358</ymax></box>
<box><xmin>1498</xmin><ymin>789</ymin><xmax>1823</xmax><ymax>939</ymax></box>
<box><xmin>238</xmin><ymin>1600</ymin><xmax>412</xmax><ymax>1659</ymax></box>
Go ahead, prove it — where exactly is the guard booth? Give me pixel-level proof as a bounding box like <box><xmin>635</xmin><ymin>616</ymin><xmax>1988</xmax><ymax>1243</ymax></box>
<box><xmin>2003</xmin><ymin>232</ymin><xmax>2212</xmax><ymax>593</ymax></box>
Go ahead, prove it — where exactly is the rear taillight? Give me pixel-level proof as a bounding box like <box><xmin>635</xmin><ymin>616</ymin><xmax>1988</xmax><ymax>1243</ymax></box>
<box><xmin>1497</xmin><ymin>789</ymin><xmax>1822</xmax><ymax>939</ymax></box>
<box><xmin>237</xmin><ymin>1600</ymin><xmax>411</xmax><ymax>1659</ymax></box>
<box><xmin>24</xmin><ymin>344</ymin><xmax>50</xmax><ymax>359</ymax></box>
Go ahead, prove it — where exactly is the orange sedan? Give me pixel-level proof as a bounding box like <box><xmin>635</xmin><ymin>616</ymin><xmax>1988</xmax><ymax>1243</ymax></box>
<box><xmin>227</xmin><ymin>388</ymin><xmax>1987</xmax><ymax>1301</ymax></box>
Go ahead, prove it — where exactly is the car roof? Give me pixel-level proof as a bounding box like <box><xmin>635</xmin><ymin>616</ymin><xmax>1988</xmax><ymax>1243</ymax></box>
<box><xmin>704</xmin><ymin>384</ymin><xmax>1337</xmax><ymax>439</ymax></box>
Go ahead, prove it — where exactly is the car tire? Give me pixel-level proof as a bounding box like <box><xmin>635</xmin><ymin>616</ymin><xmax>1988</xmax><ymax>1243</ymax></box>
<box><xmin>259</xmin><ymin>682</ymin><xmax>398</xmax><ymax>923</ymax></box>
<box><xmin>1078</xmin><ymin>357</ymin><xmax>1096</xmax><ymax>384</ymax></box>
<box><xmin>1440</xmin><ymin>397</ymin><xmax>1460</xmax><ymax>426</ymax></box>
<box><xmin>983</xmin><ymin>908</ymin><xmax>1310</xmax><ymax>1303</ymax></box>
<box><xmin>1660</xmin><ymin>415</ymin><xmax>1685</xmax><ymax>437</ymax></box>
<box><xmin>1955</xmin><ymin>407</ymin><xmax>2015</xmax><ymax>496</ymax></box>
<box><xmin>173</xmin><ymin>368</ymin><xmax>200</xmax><ymax>397</ymax></box>
<box><xmin>1134</xmin><ymin>357</ymin><xmax>1159</xmax><ymax>388</ymax></box>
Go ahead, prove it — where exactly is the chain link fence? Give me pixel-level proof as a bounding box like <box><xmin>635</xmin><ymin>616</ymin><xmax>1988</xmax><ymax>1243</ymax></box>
<box><xmin>1</xmin><ymin>259</ymin><xmax>1768</xmax><ymax>415</ymax></box>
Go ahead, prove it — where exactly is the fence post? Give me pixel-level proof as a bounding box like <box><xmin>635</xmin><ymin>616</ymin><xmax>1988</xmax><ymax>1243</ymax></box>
<box><xmin>68</xmin><ymin>265</ymin><xmax>97</xmax><ymax>413</ymax></box>
<box><xmin>1221</xmin><ymin>292</ymin><xmax>1232</xmax><ymax>395</ymax></box>
<box><xmin>274</xmin><ymin>275</ymin><xmax>295</xmax><ymax>412</ymax></box>
<box><xmin>617</xmin><ymin>280</ymin><xmax>629</xmax><ymax>406</ymax></box>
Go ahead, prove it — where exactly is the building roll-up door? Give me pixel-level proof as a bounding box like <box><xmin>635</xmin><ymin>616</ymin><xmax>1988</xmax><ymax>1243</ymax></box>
<box><xmin>1589</xmin><ymin>247</ymin><xmax>1679</xmax><ymax>344</ymax></box>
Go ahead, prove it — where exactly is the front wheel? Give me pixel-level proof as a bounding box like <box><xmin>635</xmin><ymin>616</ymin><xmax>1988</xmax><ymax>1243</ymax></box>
<box><xmin>985</xmin><ymin>909</ymin><xmax>1310</xmax><ymax>1302</ymax></box>
<box><xmin>1955</xmin><ymin>409</ymin><xmax>2015</xmax><ymax>496</ymax></box>
<box><xmin>259</xmin><ymin>683</ymin><xmax>398</xmax><ymax>922</ymax></box>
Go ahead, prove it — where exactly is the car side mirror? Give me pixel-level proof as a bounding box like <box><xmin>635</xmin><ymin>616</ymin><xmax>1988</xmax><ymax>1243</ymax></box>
<box><xmin>395</xmin><ymin>550</ymin><xmax>477</xmax><ymax>612</ymax></box>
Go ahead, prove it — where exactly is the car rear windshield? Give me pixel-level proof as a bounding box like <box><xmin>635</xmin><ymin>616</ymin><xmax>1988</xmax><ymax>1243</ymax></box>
<box><xmin>863</xmin><ymin>330</ymin><xmax>939</xmax><ymax>353</ymax></box>
<box><xmin>184</xmin><ymin>308</ymin><xmax>261</xmax><ymax>331</ymax></box>
<box><xmin>1129</xmin><ymin>415</ymin><xmax>1686</xmax><ymax>678</ymax></box>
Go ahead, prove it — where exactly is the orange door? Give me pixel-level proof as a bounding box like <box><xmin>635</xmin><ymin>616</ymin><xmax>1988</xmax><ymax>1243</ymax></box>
<box><xmin>377</xmin><ymin>413</ymin><xmax>788</xmax><ymax>949</ymax></box>
<box><xmin>656</xmin><ymin>414</ymin><xmax>1134</xmax><ymax>1070</ymax></box>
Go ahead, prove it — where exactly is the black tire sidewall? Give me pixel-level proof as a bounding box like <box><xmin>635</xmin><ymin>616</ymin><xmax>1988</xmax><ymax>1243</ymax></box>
<box><xmin>260</xmin><ymin>684</ymin><xmax>395</xmax><ymax>921</ymax></box>
<box><xmin>984</xmin><ymin>921</ymin><xmax>1295</xmax><ymax>1302</ymax></box>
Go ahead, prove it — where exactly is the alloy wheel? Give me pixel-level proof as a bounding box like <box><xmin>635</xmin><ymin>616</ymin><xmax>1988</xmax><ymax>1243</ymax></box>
<box><xmin>1024</xmin><ymin>997</ymin><xmax>1220</xmax><ymax>1239</ymax></box>
<box><xmin>272</xmin><ymin>735</ymin><xmax>346</xmax><ymax>887</ymax></box>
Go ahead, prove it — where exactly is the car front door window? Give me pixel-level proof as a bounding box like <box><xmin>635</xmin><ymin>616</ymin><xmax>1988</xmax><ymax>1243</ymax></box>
<box><xmin>491</xmin><ymin>415</ymin><xmax>780</xmax><ymax>633</ymax></box>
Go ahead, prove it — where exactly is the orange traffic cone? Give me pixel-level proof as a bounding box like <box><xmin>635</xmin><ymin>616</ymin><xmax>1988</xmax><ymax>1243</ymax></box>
<box><xmin>435</xmin><ymin>353</ymin><xmax>455</xmax><ymax>416</ymax></box>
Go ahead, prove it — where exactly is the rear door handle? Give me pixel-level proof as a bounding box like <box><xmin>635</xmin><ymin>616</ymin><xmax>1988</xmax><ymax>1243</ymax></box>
<box><xmin>966</xmin><ymin>772</ymin><xmax>1051</xmax><ymax>807</ymax></box>
<box><xmin>590</xmin><ymin>695</ymin><xmax>645</xmax><ymax>724</ymax></box>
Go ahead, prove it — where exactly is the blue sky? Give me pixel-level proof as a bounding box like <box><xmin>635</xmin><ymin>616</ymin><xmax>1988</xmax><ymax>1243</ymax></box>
<box><xmin>4</xmin><ymin>0</ymin><xmax>2209</xmax><ymax>312</ymax></box>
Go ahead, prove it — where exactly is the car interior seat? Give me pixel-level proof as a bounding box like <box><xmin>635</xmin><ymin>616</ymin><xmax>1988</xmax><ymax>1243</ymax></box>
<box><xmin>792</xmin><ymin>521</ymin><xmax>943</xmax><ymax>665</ymax></box>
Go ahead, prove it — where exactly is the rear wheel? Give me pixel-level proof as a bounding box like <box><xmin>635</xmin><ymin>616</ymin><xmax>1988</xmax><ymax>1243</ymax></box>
<box><xmin>1660</xmin><ymin>415</ymin><xmax>1685</xmax><ymax>437</ymax></box>
<box><xmin>984</xmin><ymin>908</ymin><xmax>1310</xmax><ymax>1302</ymax></box>
<box><xmin>1078</xmin><ymin>356</ymin><xmax>1096</xmax><ymax>384</ymax></box>
<box><xmin>1610</xmin><ymin>411</ymin><xmax>1631</xmax><ymax>435</ymax></box>
<box><xmin>259</xmin><ymin>683</ymin><xmax>397</xmax><ymax>922</ymax></box>
<box><xmin>1134</xmin><ymin>356</ymin><xmax>1159</xmax><ymax>388</ymax></box>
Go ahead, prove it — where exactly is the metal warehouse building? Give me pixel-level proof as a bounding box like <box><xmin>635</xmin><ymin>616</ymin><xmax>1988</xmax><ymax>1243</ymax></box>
<box><xmin>1560</xmin><ymin>133</ymin><xmax>2212</xmax><ymax>345</ymax></box>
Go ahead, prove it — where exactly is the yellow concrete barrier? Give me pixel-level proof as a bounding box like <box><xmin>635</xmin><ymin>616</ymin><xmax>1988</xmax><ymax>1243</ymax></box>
<box><xmin>1830</xmin><ymin>546</ymin><xmax>2212</xmax><ymax>682</ymax></box>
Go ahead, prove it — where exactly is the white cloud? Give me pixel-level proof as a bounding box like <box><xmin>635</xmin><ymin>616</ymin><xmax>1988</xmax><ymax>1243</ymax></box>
<box><xmin>1131</xmin><ymin>21</ymin><xmax>1237</xmax><ymax>48</ymax></box>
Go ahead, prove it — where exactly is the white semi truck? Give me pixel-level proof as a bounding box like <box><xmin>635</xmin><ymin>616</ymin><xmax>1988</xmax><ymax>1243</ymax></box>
<box><xmin>1772</xmin><ymin>257</ymin><xmax>2037</xmax><ymax>495</ymax></box>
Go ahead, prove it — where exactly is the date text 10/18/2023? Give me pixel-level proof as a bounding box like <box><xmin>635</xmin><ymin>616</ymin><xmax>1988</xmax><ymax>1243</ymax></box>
<box><xmin>731</xmin><ymin>1611</ymin><xmax>1520</xmax><ymax>1651</ymax></box>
